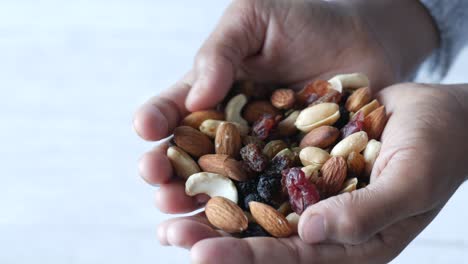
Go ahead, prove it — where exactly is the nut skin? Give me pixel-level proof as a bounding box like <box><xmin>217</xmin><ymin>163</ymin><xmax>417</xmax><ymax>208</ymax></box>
<box><xmin>295</xmin><ymin>103</ymin><xmax>340</xmax><ymax>132</ymax></box>
<box><xmin>299</xmin><ymin>126</ymin><xmax>340</xmax><ymax>148</ymax></box>
<box><xmin>215</xmin><ymin>122</ymin><xmax>242</xmax><ymax>159</ymax></box>
<box><xmin>363</xmin><ymin>105</ymin><xmax>387</xmax><ymax>140</ymax></box>
<box><xmin>181</xmin><ymin>110</ymin><xmax>225</xmax><ymax>129</ymax></box>
<box><xmin>271</xmin><ymin>89</ymin><xmax>296</xmax><ymax>109</ymax></box>
<box><xmin>354</xmin><ymin>99</ymin><xmax>381</xmax><ymax>118</ymax></box>
<box><xmin>173</xmin><ymin>126</ymin><xmax>214</xmax><ymax>158</ymax></box>
<box><xmin>321</xmin><ymin>156</ymin><xmax>347</xmax><ymax>196</ymax></box>
<box><xmin>243</xmin><ymin>100</ymin><xmax>280</xmax><ymax>124</ymax></box>
<box><xmin>249</xmin><ymin>201</ymin><xmax>293</xmax><ymax>238</ymax></box>
<box><xmin>205</xmin><ymin>197</ymin><xmax>248</xmax><ymax>233</ymax></box>
<box><xmin>345</xmin><ymin>87</ymin><xmax>372</xmax><ymax>112</ymax></box>
<box><xmin>262</xmin><ymin>140</ymin><xmax>288</xmax><ymax>159</ymax></box>
<box><xmin>166</xmin><ymin>146</ymin><xmax>201</xmax><ymax>179</ymax></box>
<box><xmin>347</xmin><ymin>151</ymin><xmax>366</xmax><ymax>178</ymax></box>
<box><xmin>198</xmin><ymin>154</ymin><xmax>248</xmax><ymax>181</ymax></box>
<box><xmin>331</xmin><ymin>131</ymin><xmax>368</xmax><ymax>158</ymax></box>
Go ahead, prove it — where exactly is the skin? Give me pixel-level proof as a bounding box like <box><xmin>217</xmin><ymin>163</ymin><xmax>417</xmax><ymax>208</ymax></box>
<box><xmin>133</xmin><ymin>0</ymin><xmax>468</xmax><ymax>263</ymax></box>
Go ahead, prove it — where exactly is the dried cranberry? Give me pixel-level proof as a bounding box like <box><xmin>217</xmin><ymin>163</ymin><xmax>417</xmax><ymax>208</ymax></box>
<box><xmin>240</xmin><ymin>144</ymin><xmax>268</xmax><ymax>172</ymax></box>
<box><xmin>296</xmin><ymin>80</ymin><xmax>330</xmax><ymax>105</ymax></box>
<box><xmin>252</xmin><ymin>114</ymin><xmax>281</xmax><ymax>140</ymax></box>
<box><xmin>341</xmin><ymin>111</ymin><xmax>364</xmax><ymax>139</ymax></box>
<box><xmin>310</xmin><ymin>90</ymin><xmax>342</xmax><ymax>106</ymax></box>
<box><xmin>282</xmin><ymin>168</ymin><xmax>320</xmax><ymax>215</ymax></box>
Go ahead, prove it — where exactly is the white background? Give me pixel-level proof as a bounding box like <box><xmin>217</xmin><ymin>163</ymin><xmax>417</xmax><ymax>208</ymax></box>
<box><xmin>0</xmin><ymin>0</ymin><xmax>466</xmax><ymax>263</ymax></box>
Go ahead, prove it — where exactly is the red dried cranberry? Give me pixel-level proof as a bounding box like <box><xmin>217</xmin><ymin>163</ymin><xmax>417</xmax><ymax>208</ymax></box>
<box><xmin>240</xmin><ymin>144</ymin><xmax>268</xmax><ymax>172</ymax></box>
<box><xmin>252</xmin><ymin>114</ymin><xmax>281</xmax><ymax>140</ymax></box>
<box><xmin>341</xmin><ymin>111</ymin><xmax>364</xmax><ymax>139</ymax></box>
<box><xmin>297</xmin><ymin>80</ymin><xmax>330</xmax><ymax>105</ymax></box>
<box><xmin>282</xmin><ymin>168</ymin><xmax>320</xmax><ymax>214</ymax></box>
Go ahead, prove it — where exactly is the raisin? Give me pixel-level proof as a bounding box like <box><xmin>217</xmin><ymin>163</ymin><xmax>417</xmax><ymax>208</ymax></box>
<box><xmin>240</xmin><ymin>144</ymin><xmax>268</xmax><ymax>172</ymax></box>
<box><xmin>296</xmin><ymin>80</ymin><xmax>330</xmax><ymax>105</ymax></box>
<box><xmin>235</xmin><ymin>178</ymin><xmax>259</xmax><ymax>200</ymax></box>
<box><xmin>265</xmin><ymin>152</ymin><xmax>294</xmax><ymax>175</ymax></box>
<box><xmin>282</xmin><ymin>168</ymin><xmax>320</xmax><ymax>215</ymax></box>
<box><xmin>239</xmin><ymin>223</ymin><xmax>271</xmax><ymax>238</ymax></box>
<box><xmin>244</xmin><ymin>193</ymin><xmax>267</xmax><ymax>210</ymax></box>
<box><xmin>334</xmin><ymin>105</ymin><xmax>350</xmax><ymax>129</ymax></box>
<box><xmin>310</xmin><ymin>89</ymin><xmax>342</xmax><ymax>106</ymax></box>
<box><xmin>341</xmin><ymin>111</ymin><xmax>364</xmax><ymax>138</ymax></box>
<box><xmin>257</xmin><ymin>175</ymin><xmax>284</xmax><ymax>206</ymax></box>
<box><xmin>252</xmin><ymin>114</ymin><xmax>281</xmax><ymax>140</ymax></box>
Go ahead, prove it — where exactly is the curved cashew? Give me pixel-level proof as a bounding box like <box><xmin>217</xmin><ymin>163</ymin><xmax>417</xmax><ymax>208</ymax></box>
<box><xmin>363</xmin><ymin>139</ymin><xmax>382</xmax><ymax>176</ymax></box>
<box><xmin>225</xmin><ymin>94</ymin><xmax>248</xmax><ymax>126</ymax></box>
<box><xmin>328</xmin><ymin>73</ymin><xmax>370</xmax><ymax>93</ymax></box>
<box><xmin>339</xmin><ymin>178</ymin><xmax>358</xmax><ymax>194</ymax></box>
<box><xmin>185</xmin><ymin>172</ymin><xmax>238</xmax><ymax>203</ymax></box>
<box><xmin>167</xmin><ymin>146</ymin><xmax>200</xmax><ymax>179</ymax></box>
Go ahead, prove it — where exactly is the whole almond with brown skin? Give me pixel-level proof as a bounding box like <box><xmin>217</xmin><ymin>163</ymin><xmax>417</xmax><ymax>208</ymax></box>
<box><xmin>243</xmin><ymin>100</ymin><xmax>280</xmax><ymax>124</ymax></box>
<box><xmin>321</xmin><ymin>156</ymin><xmax>347</xmax><ymax>196</ymax></box>
<box><xmin>205</xmin><ymin>197</ymin><xmax>248</xmax><ymax>233</ymax></box>
<box><xmin>300</xmin><ymin>126</ymin><xmax>340</xmax><ymax>148</ymax></box>
<box><xmin>271</xmin><ymin>89</ymin><xmax>296</xmax><ymax>109</ymax></box>
<box><xmin>173</xmin><ymin>126</ymin><xmax>214</xmax><ymax>158</ymax></box>
<box><xmin>249</xmin><ymin>201</ymin><xmax>292</xmax><ymax>238</ymax></box>
<box><xmin>198</xmin><ymin>154</ymin><xmax>248</xmax><ymax>181</ymax></box>
<box><xmin>215</xmin><ymin>122</ymin><xmax>241</xmax><ymax>158</ymax></box>
<box><xmin>347</xmin><ymin>151</ymin><xmax>365</xmax><ymax>178</ymax></box>
<box><xmin>363</xmin><ymin>105</ymin><xmax>387</xmax><ymax>139</ymax></box>
<box><xmin>181</xmin><ymin>110</ymin><xmax>225</xmax><ymax>129</ymax></box>
<box><xmin>345</xmin><ymin>87</ymin><xmax>371</xmax><ymax>112</ymax></box>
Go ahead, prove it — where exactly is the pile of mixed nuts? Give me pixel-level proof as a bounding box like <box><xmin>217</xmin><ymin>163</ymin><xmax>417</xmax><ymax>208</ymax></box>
<box><xmin>166</xmin><ymin>73</ymin><xmax>387</xmax><ymax>238</ymax></box>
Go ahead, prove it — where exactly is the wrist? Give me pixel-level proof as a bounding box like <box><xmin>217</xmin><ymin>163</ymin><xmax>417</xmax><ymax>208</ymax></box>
<box><xmin>335</xmin><ymin>0</ymin><xmax>439</xmax><ymax>83</ymax></box>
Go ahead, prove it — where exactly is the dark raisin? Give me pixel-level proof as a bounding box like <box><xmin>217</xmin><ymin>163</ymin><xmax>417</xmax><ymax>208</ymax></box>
<box><xmin>334</xmin><ymin>105</ymin><xmax>350</xmax><ymax>129</ymax></box>
<box><xmin>252</xmin><ymin>114</ymin><xmax>281</xmax><ymax>140</ymax></box>
<box><xmin>244</xmin><ymin>193</ymin><xmax>267</xmax><ymax>210</ymax></box>
<box><xmin>239</xmin><ymin>223</ymin><xmax>271</xmax><ymax>238</ymax></box>
<box><xmin>257</xmin><ymin>175</ymin><xmax>284</xmax><ymax>206</ymax></box>
<box><xmin>240</xmin><ymin>144</ymin><xmax>268</xmax><ymax>172</ymax></box>
<box><xmin>282</xmin><ymin>168</ymin><xmax>320</xmax><ymax>215</ymax></box>
<box><xmin>340</xmin><ymin>111</ymin><xmax>364</xmax><ymax>138</ymax></box>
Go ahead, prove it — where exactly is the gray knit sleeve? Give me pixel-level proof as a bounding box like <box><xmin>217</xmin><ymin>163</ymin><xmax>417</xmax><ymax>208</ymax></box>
<box><xmin>418</xmin><ymin>0</ymin><xmax>468</xmax><ymax>81</ymax></box>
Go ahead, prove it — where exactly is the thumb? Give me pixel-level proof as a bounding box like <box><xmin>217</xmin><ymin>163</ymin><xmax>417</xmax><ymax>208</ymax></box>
<box><xmin>298</xmin><ymin>158</ymin><xmax>432</xmax><ymax>245</ymax></box>
<box><xmin>185</xmin><ymin>1</ymin><xmax>264</xmax><ymax>111</ymax></box>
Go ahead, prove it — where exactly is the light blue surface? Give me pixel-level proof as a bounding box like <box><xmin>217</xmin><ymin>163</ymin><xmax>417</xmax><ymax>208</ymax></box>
<box><xmin>0</xmin><ymin>1</ymin><xmax>466</xmax><ymax>263</ymax></box>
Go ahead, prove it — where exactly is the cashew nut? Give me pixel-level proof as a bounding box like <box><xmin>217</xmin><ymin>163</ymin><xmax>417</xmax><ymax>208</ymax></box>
<box><xmin>286</xmin><ymin>212</ymin><xmax>300</xmax><ymax>233</ymax></box>
<box><xmin>328</xmin><ymin>73</ymin><xmax>370</xmax><ymax>93</ymax></box>
<box><xmin>167</xmin><ymin>146</ymin><xmax>201</xmax><ymax>179</ymax></box>
<box><xmin>363</xmin><ymin>139</ymin><xmax>382</xmax><ymax>176</ymax></box>
<box><xmin>225</xmin><ymin>94</ymin><xmax>248</xmax><ymax>126</ymax></box>
<box><xmin>339</xmin><ymin>178</ymin><xmax>358</xmax><ymax>194</ymax></box>
<box><xmin>185</xmin><ymin>172</ymin><xmax>238</xmax><ymax>203</ymax></box>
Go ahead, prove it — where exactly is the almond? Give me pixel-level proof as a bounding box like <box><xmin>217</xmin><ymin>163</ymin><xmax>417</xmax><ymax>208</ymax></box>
<box><xmin>181</xmin><ymin>110</ymin><xmax>224</xmax><ymax>129</ymax></box>
<box><xmin>242</xmin><ymin>100</ymin><xmax>280</xmax><ymax>124</ymax></box>
<box><xmin>321</xmin><ymin>156</ymin><xmax>347</xmax><ymax>196</ymax></box>
<box><xmin>300</xmin><ymin>126</ymin><xmax>340</xmax><ymax>148</ymax></box>
<box><xmin>271</xmin><ymin>89</ymin><xmax>296</xmax><ymax>109</ymax></box>
<box><xmin>345</xmin><ymin>87</ymin><xmax>371</xmax><ymax>112</ymax></box>
<box><xmin>354</xmin><ymin>99</ymin><xmax>380</xmax><ymax>118</ymax></box>
<box><xmin>173</xmin><ymin>126</ymin><xmax>214</xmax><ymax>158</ymax></box>
<box><xmin>215</xmin><ymin>122</ymin><xmax>241</xmax><ymax>158</ymax></box>
<box><xmin>347</xmin><ymin>151</ymin><xmax>365</xmax><ymax>178</ymax></box>
<box><xmin>166</xmin><ymin>146</ymin><xmax>201</xmax><ymax>179</ymax></box>
<box><xmin>249</xmin><ymin>201</ymin><xmax>292</xmax><ymax>238</ymax></box>
<box><xmin>198</xmin><ymin>154</ymin><xmax>248</xmax><ymax>181</ymax></box>
<box><xmin>205</xmin><ymin>197</ymin><xmax>248</xmax><ymax>233</ymax></box>
<box><xmin>363</xmin><ymin>105</ymin><xmax>387</xmax><ymax>139</ymax></box>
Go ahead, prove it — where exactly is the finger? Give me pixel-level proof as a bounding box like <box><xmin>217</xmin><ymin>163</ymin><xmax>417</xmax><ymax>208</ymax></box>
<box><xmin>138</xmin><ymin>142</ymin><xmax>172</xmax><ymax>185</ymax></box>
<box><xmin>133</xmin><ymin>71</ymin><xmax>193</xmax><ymax>141</ymax></box>
<box><xmin>299</xmin><ymin>154</ymin><xmax>434</xmax><ymax>245</ymax></box>
<box><xmin>155</xmin><ymin>181</ymin><xmax>210</xmax><ymax>214</ymax></box>
<box><xmin>158</xmin><ymin>212</ymin><xmax>221</xmax><ymax>248</ymax></box>
<box><xmin>185</xmin><ymin>0</ymin><xmax>265</xmax><ymax>111</ymax></box>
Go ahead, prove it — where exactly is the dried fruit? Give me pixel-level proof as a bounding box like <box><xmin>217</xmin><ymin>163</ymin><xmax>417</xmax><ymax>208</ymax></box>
<box><xmin>243</xmin><ymin>101</ymin><xmax>280</xmax><ymax>124</ymax></box>
<box><xmin>283</xmin><ymin>168</ymin><xmax>320</xmax><ymax>214</ymax></box>
<box><xmin>363</xmin><ymin>106</ymin><xmax>387</xmax><ymax>139</ymax></box>
<box><xmin>242</xmin><ymin>136</ymin><xmax>265</xmax><ymax>148</ymax></box>
<box><xmin>239</xmin><ymin>223</ymin><xmax>271</xmax><ymax>237</ymax></box>
<box><xmin>271</xmin><ymin>89</ymin><xmax>296</xmax><ymax>109</ymax></box>
<box><xmin>257</xmin><ymin>175</ymin><xmax>284</xmax><ymax>206</ymax></box>
<box><xmin>181</xmin><ymin>110</ymin><xmax>225</xmax><ymax>129</ymax></box>
<box><xmin>321</xmin><ymin>156</ymin><xmax>347</xmax><ymax>196</ymax></box>
<box><xmin>300</xmin><ymin>126</ymin><xmax>340</xmax><ymax>148</ymax></box>
<box><xmin>295</xmin><ymin>103</ymin><xmax>340</xmax><ymax>132</ymax></box>
<box><xmin>341</xmin><ymin>111</ymin><xmax>365</xmax><ymax>139</ymax></box>
<box><xmin>205</xmin><ymin>197</ymin><xmax>248</xmax><ymax>233</ymax></box>
<box><xmin>334</xmin><ymin>105</ymin><xmax>350</xmax><ymax>129</ymax></box>
<box><xmin>173</xmin><ymin>126</ymin><xmax>214</xmax><ymax>157</ymax></box>
<box><xmin>240</xmin><ymin>143</ymin><xmax>269</xmax><ymax>172</ymax></box>
<box><xmin>252</xmin><ymin>114</ymin><xmax>281</xmax><ymax>140</ymax></box>
<box><xmin>296</xmin><ymin>80</ymin><xmax>330</xmax><ymax>105</ymax></box>
<box><xmin>345</xmin><ymin>87</ymin><xmax>371</xmax><ymax>112</ymax></box>
<box><xmin>215</xmin><ymin>122</ymin><xmax>242</xmax><ymax>158</ymax></box>
<box><xmin>249</xmin><ymin>201</ymin><xmax>293</xmax><ymax>238</ymax></box>
<box><xmin>243</xmin><ymin>193</ymin><xmax>267</xmax><ymax>210</ymax></box>
<box><xmin>263</xmin><ymin>140</ymin><xmax>288</xmax><ymax>159</ymax></box>
<box><xmin>310</xmin><ymin>89</ymin><xmax>342</xmax><ymax>106</ymax></box>
<box><xmin>167</xmin><ymin>146</ymin><xmax>201</xmax><ymax>179</ymax></box>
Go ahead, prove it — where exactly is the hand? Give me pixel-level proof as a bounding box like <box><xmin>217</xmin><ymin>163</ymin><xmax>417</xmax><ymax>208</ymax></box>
<box><xmin>157</xmin><ymin>84</ymin><xmax>468</xmax><ymax>264</ymax></box>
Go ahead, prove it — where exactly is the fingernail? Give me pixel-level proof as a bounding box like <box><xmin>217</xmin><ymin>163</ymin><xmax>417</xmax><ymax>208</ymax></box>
<box><xmin>301</xmin><ymin>214</ymin><xmax>326</xmax><ymax>243</ymax></box>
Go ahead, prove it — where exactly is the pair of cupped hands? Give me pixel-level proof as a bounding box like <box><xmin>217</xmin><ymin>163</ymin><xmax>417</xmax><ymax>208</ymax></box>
<box><xmin>134</xmin><ymin>1</ymin><xmax>468</xmax><ymax>263</ymax></box>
